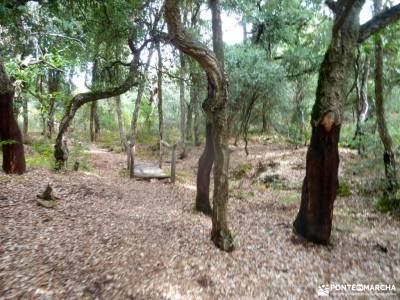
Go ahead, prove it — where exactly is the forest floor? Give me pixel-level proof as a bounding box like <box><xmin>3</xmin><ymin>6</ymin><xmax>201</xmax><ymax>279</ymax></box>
<box><xmin>1</xmin><ymin>139</ymin><xmax>399</xmax><ymax>299</ymax></box>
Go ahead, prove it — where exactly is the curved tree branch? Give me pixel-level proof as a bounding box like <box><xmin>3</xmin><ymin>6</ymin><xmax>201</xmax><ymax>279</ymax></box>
<box><xmin>164</xmin><ymin>0</ymin><xmax>223</xmax><ymax>107</ymax></box>
<box><xmin>358</xmin><ymin>3</ymin><xmax>400</xmax><ymax>43</ymax></box>
<box><xmin>54</xmin><ymin>54</ymin><xmax>140</xmax><ymax>168</ymax></box>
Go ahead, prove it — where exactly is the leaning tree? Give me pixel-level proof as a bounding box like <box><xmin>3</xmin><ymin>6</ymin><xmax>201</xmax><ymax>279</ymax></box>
<box><xmin>293</xmin><ymin>0</ymin><xmax>400</xmax><ymax>244</ymax></box>
<box><xmin>0</xmin><ymin>59</ymin><xmax>26</xmax><ymax>174</ymax></box>
<box><xmin>165</xmin><ymin>0</ymin><xmax>234</xmax><ymax>251</ymax></box>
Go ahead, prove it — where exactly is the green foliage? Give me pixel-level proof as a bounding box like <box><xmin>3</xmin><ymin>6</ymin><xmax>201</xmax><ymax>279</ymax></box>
<box><xmin>98</xmin><ymin>130</ymin><xmax>121</xmax><ymax>151</ymax></box>
<box><xmin>69</xmin><ymin>142</ymin><xmax>92</xmax><ymax>171</ymax></box>
<box><xmin>0</xmin><ymin>140</ymin><xmax>17</xmax><ymax>146</ymax></box>
<box><xmin>374</xmin><ymin>195</ymin><xmax>400</xmax><ymax>217</ymax></box>
<box><xmin>338</xmin><ymin>181</ymin><xmax>352</xmax><ymax>198</ymax></box>
<box><xmin>230</xmin><ymin>163</ymin><xmax>252</xmax><ymax>180</ymax></box>
<box><xmin>26</xmin><ymin>138</ymin><xmax>54</xmax><ymax>168</ymax></box>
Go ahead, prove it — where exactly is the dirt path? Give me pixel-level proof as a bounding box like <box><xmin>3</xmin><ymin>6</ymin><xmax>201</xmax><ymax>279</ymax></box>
<box><xmin>1</xmin><ymin>143</ymin><xmax>399</xmax><ymax>299</ymax></box>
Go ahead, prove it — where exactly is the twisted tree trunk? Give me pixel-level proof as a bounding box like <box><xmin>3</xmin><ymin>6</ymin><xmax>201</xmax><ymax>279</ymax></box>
<box><xmin>0</xmin><ymin>59</ymin><xmax>26</xmax><ymax>174</ymax></box>
<box><xmin>165</xmin><ymin>0</ymin><xmax>234</xmax><ymax>251</ymax></box>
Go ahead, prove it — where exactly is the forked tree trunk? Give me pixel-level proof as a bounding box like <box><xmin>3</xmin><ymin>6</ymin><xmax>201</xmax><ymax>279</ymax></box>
<box><xmin>115</xmin><ymin>95</ymin><xmax>127</xmax><ymax>152</ymax></box>
<box><xmin>293</xmin><ymin>1</ymin><xmax>364</xmax><ymax>244</ymax></box>
<box><xmin>374</xmin><ymin>0</ymin><xmax>398</xmax><ymax>195</ymax></box>
<box><xmin>165</xmin><ymin>0</ymin><xmax>234</xmax><ymax>251</ymax></box>
<box><xmin>0</xmin><ymin>59</ymin><xmax>26</xmax><ymax>174</ymax></box>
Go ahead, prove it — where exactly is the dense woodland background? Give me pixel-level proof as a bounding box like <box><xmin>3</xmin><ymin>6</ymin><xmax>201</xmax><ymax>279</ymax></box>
<box><xmin>1</xmin><ymin>0</ymin><xmax>400</xmax><ymax>298</ymax></box>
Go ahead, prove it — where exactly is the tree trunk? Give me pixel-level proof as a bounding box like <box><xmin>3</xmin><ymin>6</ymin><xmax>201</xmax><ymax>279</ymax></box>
<box><xmin>227</xmin><ymin>92</ymin><xmax>244</xmax><ymax>137</ymax></box>
<box><xmin>0</xmin><ymin>59</ymin><xmax>26</xmax><ymax>174</ymax></box>
<box><xmin>292</xmin><ymin>81</ymin><xmax>306</xmax><ymax>144</ymax></box>
<box><xmin>186</xmin><ymin>74</ymin><xmax>195</xmax><ymax>143</ymax></box>
<box><xmin>354</xmin><ymin>53</ymin><xmax>370</xmax><ymax>154</ymax></box>
<box><xmin>47</xmin><ymin>99</ymin><xmax>56</xmax><ymax>138</ymax></box>
<box><xmin>179</xmin><ymin>52</ymin><xmax>187</xmax><ymax>159</ymax></box>
<box><xmin>195</xmin><ymin>117</ymin><xmax>213</xmax><ymax>215</ymax></box>
<box><xmin>209</xmin><ymin>0</ymin><xmax>232</xmax><ymax>251</ymax></box>
<box><xmin>293</xmin><ymin>1</ymin><xmax>364</xmax><ymax>244</ymax></box>
<box><xmin>192</xmin><ymin>72</ymin><xmax>201</xmax><ymax>146</ymax></box>
<box><xmin>46</xmin><ymin>70</ymin><xmax>60</xmax><ymax>139</ymax></box>
<box><xmin>22</xmin><ymin>97</ymin><xmax>28</xmax><ymax>139</ymax></box>
<box><xmin>128</xmin><ymin>46</ymin><xmax>154</xmax><ymax>172</ymax></box>
<box><xmin>261</xmin><ymin>100</ymin><xmax>268</xmax><ymax>134</ymax></box>
<box><xmin>115</xmin><ymin>95</ymin><xmax>127</xmax><ymax>152</ymax></box>
<box><xmin>193</xmin><ymin>100</ymin><xmax>201</xmax><ymax>146</ymax></box>
<box><xmin>234</xmin><ymin>99</ymin><xmax>247</xmax><ymax>145</ymax></box>
<box><xmin>374</xmin><ymin>0</ymin><xmax>398</xmax><ymax>195</ymax></box>
<box><xmin>90</xmin><ymin>101</ymin><xmax>100</xmax><ymax>142</ymax></box>
<box><xmin>165</xmin><ymin>0</ymin><xmax>234</xmax><ymax>251</ymax></box>
<box><xmin>157</xmin><ymin>42</ymin><xmax>164</xmax><ymax>169</ymax></box>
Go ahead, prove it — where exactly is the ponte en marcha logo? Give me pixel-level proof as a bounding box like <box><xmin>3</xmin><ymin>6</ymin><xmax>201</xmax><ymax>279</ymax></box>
<box><xmin>316</xmin><ymin>283</ymin><xmax>397</xmax><ymax>297</ymax></box>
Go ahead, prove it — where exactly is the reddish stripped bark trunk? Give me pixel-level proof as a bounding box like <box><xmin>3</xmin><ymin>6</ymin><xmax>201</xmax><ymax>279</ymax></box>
<box><xmin>0</xmin><ymin>59</ymin><xmax>26</xmax><ymax>174</ymax></box>
<box><xmin>294</xmin><ymin>120</ymin><xmax>340</xmax><ymax>243</ymax></box>
<box><xmin>293</xmin><ymin>1</ymin><xmax>364</xmax><ymax>244</ymax></box>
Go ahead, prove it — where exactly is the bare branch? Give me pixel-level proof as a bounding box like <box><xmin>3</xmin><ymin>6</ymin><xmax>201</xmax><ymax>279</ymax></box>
<box><xmin>32</xmin><ymin>32</ymin><xmax>85</xmax><ymax>48</ymax></box>
<box><xmin>358</xmin><ymin>3</ymin><xmax>400</xmax><ymax>43</ymax></box>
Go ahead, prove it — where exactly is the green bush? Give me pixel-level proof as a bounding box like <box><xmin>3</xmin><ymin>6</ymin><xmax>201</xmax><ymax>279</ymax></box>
<box><xmin>98</xmin><ymin>129</ymin><xmax>121</xmax><ymax>151</ymax></box>
<box><xmin>26</xmin><ymin>138</ymin><xmax>54</xmax><ymax>168</ymax></box>
<box><xmin>338</xmin><ymin>181</ymin><xmax>352</xmax><ymax>197</ymax></box>
<box><xmin>230</xmin><ymin>163</ymin><xmax>252</xmax><ymax>180</ymax></box>
<box><xmin>374</xmin><ymin>195</ymin><xmax>400</xmax><ymax>217</ymax></box>
<box><xmin>69</xmin><ymin>142</ymin><xmax>92</xmax><ymax>171</ymax></box>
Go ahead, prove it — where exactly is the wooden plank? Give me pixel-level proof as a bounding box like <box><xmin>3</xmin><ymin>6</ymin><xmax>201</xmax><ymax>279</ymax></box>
<box><xmin>133</xmin><ymin>163</ymin><xmax>169</xmax><ymax>179</ymax></box>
